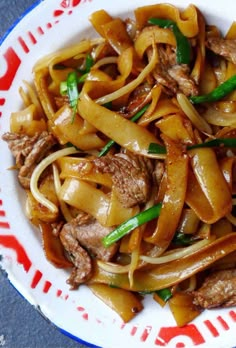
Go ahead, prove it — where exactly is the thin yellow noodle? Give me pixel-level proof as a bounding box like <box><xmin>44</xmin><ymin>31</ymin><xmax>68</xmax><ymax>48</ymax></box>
<box><xmin>226</xmin><ymin>213</ymin><xmax>236</xmax><ymax>226</ymax></box>
<box><xmin>177</xmin><ymin>93</ymin><xmax>212</xmax><ymax>135</ymax></box>
<box><xmin>30</xmin><ymin>147</ymin><xmax>79</xmax><ymax>214</ymax></box>
<box><xmin>22</xmin><ymin>80</ymin><xmax>44</xmax><ymax>118</ymax></box>
<box><xmin>19</xmin><ymin>86</ymin><xmax>31</xmax><ymax>107</ymax></box>
<box><xmin>140</xmin><ymin>237</ymin><xmax>215</xmax><ymax>264</ymax></box>
<box><xmin>92</xmin><ymin>56</ymin><xmax>118</xmax><ymax>69</ymax></box>
<box><xmin>52</xmin><ymin>164</ymin><xmax>73</xmax><ymax>222</ymax></box>
<box><xmin>183</xmin><ymin>275</ymin><xmax>197</xmax><ymax>292</ymax></box>
<box><xmin>95</xmin><ymin>43</ymin><xmax>158</xmax><ymax>104</ymax></box>
<box><xmin>97</xmin><ymin>260</ymin><xmax>131</xmax><ymax>274</ymax></box>
<box><xmin>128</xmin><ymin>248</ymin><xmax>140</xmax><ymax>288</ymax></box>
<box><xmin>33</xmin><ymin>39</ymin><xmax>104</xmax><ymax>72</ymax></box>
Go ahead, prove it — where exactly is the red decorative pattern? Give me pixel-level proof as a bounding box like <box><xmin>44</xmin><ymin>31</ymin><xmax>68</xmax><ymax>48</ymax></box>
<box><xmin>31</xmin><ymin>270</ymin><xmax>43</xmax><ymax>288</ymax></box>
<box><xmin>53</xmin><ymin>0</ymin><xmax>81</xmax><ymax>17</ymax></box>
<box><xmin>155</xmin><ymin>325</ymin><xmax>205</xmax><ymax>346</ymax></box>
<box><xmin>0</xmin><ymin>235</ymin><xmax>32</xmax><ymax>272</ymax></box>
<box><xmin>0</xmin><ymin>48</ymin><xmax>21</xmax><ymax>90</ymax></box>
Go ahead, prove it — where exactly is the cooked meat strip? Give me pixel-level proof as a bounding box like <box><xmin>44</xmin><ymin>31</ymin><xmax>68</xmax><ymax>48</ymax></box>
<box><xmin>206</xmin><ymin>37</ymin><xmax>236</xmax><ymax>64</ymax></box>
<box><xmin>119</xmin><ymin>84</ymin><xmax>152</xmax><ymax>119</ymax></box>
<box><xmin>60</xmin><ymin>224</ymin><xmax>92</xmax><ymax>288</ymax></box>
<box><xmin>2</xmin><ymin>131</ymin><xmax>57</xmax><ymax>189</ymax></box>
<box><xmin>192</xmin><ymin>269</ymin><xmax>236</xmax><ymax>308</ymax></box>
<box><xmin>168</xmin><ymin>64</ymin><xmax>199</xmax><ymax>97</ymax></box>
<box><xmin>79</xmin><ymin>151</ymin><xmax>153</xmax><ymax>208</ymax></box>
<box><xmin>147</xmin><ymin>43</ymin><xmax>198</xmax><ymax>96</ymax></box>
<box><xmin>72</xmin><ymin>213</ymin><xmax>118</xmax><ymax>261</ymax></box>
<box><xmin>60</xmin><ymin>213</ymin><xmax>118</xmax><ymax>288</ymax></box>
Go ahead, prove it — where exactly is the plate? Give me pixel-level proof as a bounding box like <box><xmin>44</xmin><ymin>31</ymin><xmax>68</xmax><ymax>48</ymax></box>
<box><xmin>0</xmin><ymin>0</ymin><xmax>236</xmax><ymax>347</ymax></box>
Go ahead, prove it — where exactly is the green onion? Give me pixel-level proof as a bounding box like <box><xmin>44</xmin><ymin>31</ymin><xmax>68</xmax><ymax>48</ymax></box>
<box><xmin>102</xmin><ymin>203</ymin><xmax>162</xmax><ymax>247</ymax></box>
<box><xmin>84</xmin><ymin>54</ymin><xmax>94</xmax><ymax>73</ymax></box>
<box><xmin>148</xmin><ymin>142</ymin><xmax>167</xmax><ymax>155</ymax></box>
<box><xmin>172</xmin><ymin>232</ymin><xmax>197</xmax><ymax>246</ymax></box>
<box><xmin>99</xmin><ymin>104</ymin><xmax>150</xmax><ymax>157</ymax></box>
<box><xmin>190</xmin><ymin>75</ymin><xmax>236</xmax><ymax>104</ymax></box>
<box><xmin>60</xmin><ymin>81</ymin><xmax>68</xmax><ymax>95</ymax></box>
<box><xmin>148</xmin><ymin>138</ymin><xmax>236</xmax><ymax>155</ymax></box>
<box><xmin>66</xmin><ymin>71</ymin><xmax>79</xmax><ymax>122</ymax></box>
<box><xmin>156</xmin><ymin>288</ymin><xmax>172</xmax><ymax>302</ymax></box>
<box><xmin>148</xmin><ymin>18</ymin><xmax>191</xmax><ymax>65</ymax></box>
<box><xmin>188</xmin><ymin>138</ymin><xmax>236</xmax><ymax>150</ymax></box>
<box><xmin>78</xmin><ymin>53</ymin><xmax>94</xmax><ymax>74</ymax></box>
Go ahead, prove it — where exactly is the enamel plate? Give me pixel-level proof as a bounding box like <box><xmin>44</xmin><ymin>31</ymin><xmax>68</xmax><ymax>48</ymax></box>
<box><xmin>0</xmin><ymin>0</ymin><xmax>236</xmax><ymax>347</ymax></box>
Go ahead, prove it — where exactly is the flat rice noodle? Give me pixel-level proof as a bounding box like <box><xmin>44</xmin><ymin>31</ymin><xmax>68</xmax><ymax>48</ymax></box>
<box><xmin>134</xmin><ymin>27</ymin><xmax>176</xmax><ymax>58</ymax></box>
<box><xmin>50</xmin><ymin>104</ymin><xmax>105</xmax><ymax>150</ymax></box>
<box><xmin>198</xmin><ymin>62</ymin><xmax>217</xmax><ymax>95</ymax></box>
<box><xmin>138</xmin><ymin>85</ymin><xmax>162</xmax><ymax>122</ymax></box>
<box><xmin>138</xmin><ymin>98</ymin><xmax>180</xmax><ymax>126</ymax></box>
<box><xmin>56</xmin><ymin>157</ymin><xmax>113</xmax><ymax>188</ymax></box>
<box><xmin>10</xmin><ymin>104</ymin><xmax>47</xmax><ymax>136</ymax></box>
<box><xmin>145</xmin><ymin>135</ymin><xmax>188</xmax><ymax>251</ymax></box>
<box><xmin>89</xmin><ymin>233</ymin><xmax>236</xmax><ymax>291</ymax></box>
<box><xmin>190</xmin><ymin>9</ymin><xmax>205</xmax><ymax>84</ymax></box>
<box><xmin>168</xmin><ymin>292</ymin><xmax>202</xmax><ymax>327</ymax></box>
<box><xmin>21</xmin><ymin>80</ymin><xmax>45</xmax><ymax>117</ymax></box>
<box><xmin>186</xmin><ymin>148</ymin><xmax>232</xmax><ymax>223</ymax></box>
<box><xmin>39</xmin><ymin>222</ymin><xmax>72</xmax><ymax>268</ymax></box>
<box><xmin>34</xmin><ymin>68</ymin><xmax>57</xmax><ymax>119</ymax></box>
<box><xmin>134</xmin><ymin>3</ymin><xmax>199</xmax><ymax>37</ymax></box>
<box><xmin>33</xmin><ymin>40</ymin><xmax>93</xmax><ymax>72</ymax></box>
<box><xmin>106</xmin><ymin>189</ymin><xmax>139</xmax><ymax>226</ymax></box>
<box><xmin>88</xmin><ymin>283</ymin><xmax>143</xmax><ymax>322</ymax></box>
<box><xmin>101</xmin><ymin>18</ymin><xmax>133</xmax><ymax>55</ymax></box>
<box><xmin>59</xmin><ymin>178</ymin><xmax>110</xmax><ymax>226</ymax></box>
<box><xmin>89</xmin><ymin>10</ymin><xmax>113</xmax><ymax>37</ymax></box>
<box><xmin>78</xmin><ymin>83</ymin><xmax>159</xmax><ymax>156</ymax></box>
<box><xmin>155</xmin><ymin>113</ymin><xmax>195</xmax><ymax>144</ymax></box>
<box><xmin>94</xmin><ymin>43</ymin><xmax>158</xmax><ymax>105</ymax></box>
<box><xmin>220</xmin><ymin>157</ymin><xmax>236</xmax><ymax>189</ymax></box>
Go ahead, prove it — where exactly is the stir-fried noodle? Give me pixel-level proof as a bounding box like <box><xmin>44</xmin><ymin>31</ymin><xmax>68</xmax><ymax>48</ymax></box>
<box><xmin>3</xmin><ymin>3</ymin><xmax>236</xmax><ymax>325</ymax></box>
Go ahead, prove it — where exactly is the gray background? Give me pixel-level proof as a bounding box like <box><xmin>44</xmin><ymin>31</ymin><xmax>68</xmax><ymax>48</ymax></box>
<box><xmin>0</xmin><ymin>1</ymin><xmax>89</xmax><ymax>347</ymax></box>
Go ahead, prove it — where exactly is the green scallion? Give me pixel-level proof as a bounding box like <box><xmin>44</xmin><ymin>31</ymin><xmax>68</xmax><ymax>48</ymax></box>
<box><xmin>102</xmin><ymin>203</ymin><xmax>162</xmax><ymax>247</ymax></box>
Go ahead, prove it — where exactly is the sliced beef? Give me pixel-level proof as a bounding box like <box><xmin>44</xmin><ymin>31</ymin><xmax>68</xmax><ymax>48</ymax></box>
<box><xmin>60</xmin><ymin>213</ymin><xmax>118</xmax><ymax>288</ymax></box>
<box><xmin>206</xmin><ymin>37</ymin><xmax>236</xmax><ymax>64</ymax></box>
<box><xmin>60</xmin><ymin>223</ymin><xmax>92</xmax><ymax>288</ymax></box>
<box><xmin>82</xmin><ymin>152</ymin><xmax>153</xmax><ymax>208</ymax></box>
<box><xmin>2</xmin><ymin>131</ymin><xmax>57</xmax><ymax>189</ymax></box>
<box><xmin>147</xmin><ymin>43</ymin><xmax>198</xmax><ymax>97</ymax></box>
<box><xmin>168</xmin><ymin>64</ymin><xmax>199</xmax><ymax>97</ymax></box>
<box><xmin>119</xmin><ymin>84</ymin><xmax>152</xmax><ymax>119</ymax></box>
<box><xmin>192</xmin><ymin>269</ymin><xmax>236</xmax><ymax>308</ymax></box>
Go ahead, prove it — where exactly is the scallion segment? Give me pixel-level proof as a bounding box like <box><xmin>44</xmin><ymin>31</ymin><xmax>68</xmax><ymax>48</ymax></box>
<box><xmin>79</xmin><ymin>53</ymin><xmax>94</xmax><ymax>74</ymax></box>
<box><xmin>156</xmin><ymin>288</ymin><xmax>172</xmax><ymax>302</ymax></box>
<box><xmin>172</xmin><ymin>232</ymin><xmax>197</xmax><ymax>246</ymax></box>
<box><xmin>190</xmin><ymin>75</ymin><xmax>236</xmax><ymax>104</ymax></box>
<box><xmin>148</xmin><ymin>18</ymin><xmax>191</xmax><ymax>65</ymax></box>
<box><xmin>102</xmin><ymin>203</ymin><xmax>162</xmax><ymax>247</ymax></box>
<box><xmin>66</xmin><ymin>71</ymin><xmax>79</xmax><ymax>122</ymax></box>
<box><xmin>148</xmin><ymin>138</ymin><xmax>236</xmax><ymax>155</ymax></box>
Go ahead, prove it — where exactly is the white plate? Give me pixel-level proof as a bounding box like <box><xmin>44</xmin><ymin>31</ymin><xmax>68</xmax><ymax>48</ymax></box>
<box><xmin>1</xmin><ymin>0</ymin><xmax>236</xmax><ymax>347</ymax></box>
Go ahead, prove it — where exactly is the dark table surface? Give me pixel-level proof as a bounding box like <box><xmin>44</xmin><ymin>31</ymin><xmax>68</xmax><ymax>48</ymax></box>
<box><xmin>0</xmin><ymin>1</ymin><xmax>87</xmax><ymax>347</ymax></box>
